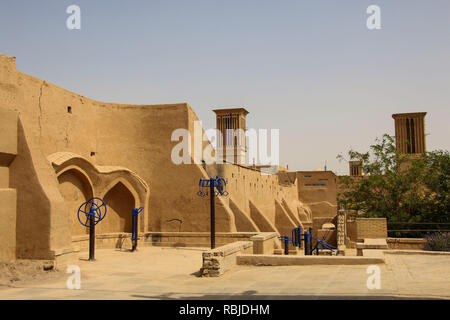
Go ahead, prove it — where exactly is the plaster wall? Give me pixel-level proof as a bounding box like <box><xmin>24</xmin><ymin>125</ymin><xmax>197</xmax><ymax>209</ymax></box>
<box><xmin>0</xmin><ymin>106</ymin><xmax>17</xmax><ymax>261</ymax></box>
<box><xmin>0</xmin><ymin>54</ymin><xmax>330</xmax><ymax>260</ymax></box>
<box><xmin>0</xmin><ymin>55</ymin><xmax>235</xmax><ymax>259</ymax></box>
<box><xmin>297</xmin><ymin>171</ymin><xmax>337</xmax><ymax>218</ymax></box>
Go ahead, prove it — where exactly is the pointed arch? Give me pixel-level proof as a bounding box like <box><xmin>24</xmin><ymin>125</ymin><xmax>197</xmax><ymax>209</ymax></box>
<box><xmin>98</xmin><ymin>177</ymin><xmax>141</xmax><ymax>207</ymax></box>
<box><xmin>56</xmin><ymin>165</ymin><xmax>95</xmax><ymax>197</ymax></box>
<box><xmin>56</xmin><ymin>167</ymin><xmax>94</xmax><ymax>236</ymax></box>
<box><xmin>99</xmin><ymin>181</ymin><xmax>135</xmax><ymax>234</ymax></box>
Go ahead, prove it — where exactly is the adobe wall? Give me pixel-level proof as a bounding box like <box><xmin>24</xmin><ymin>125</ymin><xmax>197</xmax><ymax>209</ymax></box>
<box><xmin>0</xmin><ymin>107</ymin><xmax>18</xmax><ymax>261</ymax></box>
<box><xmin>0</xmin><ymin>54</ymin><xmax>236</xmax><ymax>260</ymax></box>
<box><xmin>356</xmin><ymin>218</ymin><xmax>387</xmax><ymax>240</ymax></box>
<box><xmin>204</xmin><ymin>163</ymin><xmax>311</xmax><ymax>236</ymax></box>
<box><xmin>0</xmin><ymin>54</ymin><xmax>319</xmax><ymax>261</ymax></box>
<box><xmin>297</xmin><ymin>171</ymin><xmax>337</xmax><ymax>218</ymax></box>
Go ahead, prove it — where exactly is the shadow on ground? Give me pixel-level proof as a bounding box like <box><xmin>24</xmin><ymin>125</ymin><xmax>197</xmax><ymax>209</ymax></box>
<box><xmin>130</xmin><ymin>290</ymin><xmax>446</xmax><ymax>300</ymax></box>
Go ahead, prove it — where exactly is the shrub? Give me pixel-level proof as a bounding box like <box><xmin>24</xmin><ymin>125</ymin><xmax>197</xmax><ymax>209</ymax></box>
<box><xmin>424</xmin><ymin>232</ymin><xmax>450</xmax><ymax>252</ymax></box>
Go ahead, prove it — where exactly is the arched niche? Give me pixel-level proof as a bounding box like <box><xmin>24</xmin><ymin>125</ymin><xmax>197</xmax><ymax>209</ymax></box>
<box><xmin>98</xmin><ymin>181</ymin><xmax>136</xmax><ymax>234</ymax></box>
<box><xmin>57</xmin><ymin>168</ymin><xmax>93</xmax><ymax>236</ymax></box>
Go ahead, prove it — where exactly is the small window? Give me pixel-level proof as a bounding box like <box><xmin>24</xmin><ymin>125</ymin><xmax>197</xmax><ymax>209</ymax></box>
<box><xmin>90</xmin><ymin>152</ymin><xmax>96</xmax><ymax>157</ymax></box>
<box><xmin>67</xmin><ymin>106</ymin><xmax>72</xmax><ymax>113</ymax></box>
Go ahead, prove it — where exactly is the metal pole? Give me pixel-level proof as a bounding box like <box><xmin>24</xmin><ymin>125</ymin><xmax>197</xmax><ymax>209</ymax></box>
<box><xmin>297</xmin><ymin>226</ymin><xmax>302</xmax><ymax>249</ymax></box>
<box><xmin>89</xmin><ymin>214</ymin><xmax>95</xmax><ymax>261</ymax></box>
<box><xmin>309</xmin><ymin>227</ymin><xmax>313</xmax><ymax>255</ymax></box>
<box><xmin>210</xmin><ymin>178</ymin><xmax>215</xmax><ymax>249</ymax></box>
<box><xmin>304</xmin><ymin>229</ymin><xmax>311</xmax><ymax>256</ymax></box>
<box><xmin>132</xmin><ymin>213</ymin><xmax>138</xmax><ymax>251</ymax></box>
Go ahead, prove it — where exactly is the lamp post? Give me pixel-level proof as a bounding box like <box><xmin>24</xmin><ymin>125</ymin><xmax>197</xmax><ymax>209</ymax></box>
<box><xmin>197</xmin><ymin>177</ymin><xmax>228</xmax><ymax>249</ymax></box>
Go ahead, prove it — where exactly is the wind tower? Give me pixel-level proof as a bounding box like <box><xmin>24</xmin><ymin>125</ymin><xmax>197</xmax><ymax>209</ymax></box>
<box><xmin>349</xmin><ymin>160</ymin><xmax>363</xmax><ymax>177</ymax></box>
<box><xmin>392</xmin><ymin>112</ymin><xmax>427</xmax><ymax>155</ymax></box>
<box><xmin>213</xmin><ymin>108</ymin><xmax>249</xmax><ymax>164</ymax></box>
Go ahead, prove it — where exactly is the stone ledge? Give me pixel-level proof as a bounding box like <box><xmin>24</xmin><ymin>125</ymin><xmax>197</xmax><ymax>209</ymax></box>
<box><xmin>236</xmin><ymin>254</ymin><xmax>385</xmax><ymax>266</ymax></box>
<box><xmin>144</xmin><ymin>232</ymin><xmax>259</xmax><ymax>239</ymax></box>
<box><xmin>200</xmin><ymin>241</ymin><xmax>253</xmax><ymax>277</ymax></box>
<box><xmin>72</xmin><ymin>233</ymin><xmax>132</xmax><ymax>242</ymax></box>
<box><xmin>249</xmin><ymin>232</ymin><xmax>278</xmax><ymax>241</ymax></box>
<box><xmin>384</xmin><ymin>250</ymin><xmax>450</xmax><ymax>256</ymax></box>
<box><xmin>356</xmin><ymin>238</ymin><xmax>388</xmax><ymax>250</ymax></box>
<box><xmin>204</xmin><ymin>241</ymin><xmax>253</xmax><ymax>258</ymax></box>
<box><xmin>387</xmin><ymin>238</ymin><xmax>426</xmax><ymax>250</ymax></box>
<box><xmin>141</xmin><ymin>232</ymin><xmax>280</xmax><ymax>254</ymax></box>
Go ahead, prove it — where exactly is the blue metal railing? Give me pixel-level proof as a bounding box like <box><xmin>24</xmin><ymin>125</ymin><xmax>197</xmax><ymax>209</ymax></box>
<box><xmin>279</xmin><ymin>226</ymin><xmax>337</xmax><ymax>255</ymax></box>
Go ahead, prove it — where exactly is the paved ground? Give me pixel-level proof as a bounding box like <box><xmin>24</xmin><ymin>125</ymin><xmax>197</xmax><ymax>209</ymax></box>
<box><xmin>0</xmin><ymin>247</ymin><xmax>449</xmax><ymax>300</ymax></box>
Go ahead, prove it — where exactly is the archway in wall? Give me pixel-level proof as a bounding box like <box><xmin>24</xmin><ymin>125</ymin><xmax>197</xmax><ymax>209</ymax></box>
<box><xmin>57</xmin><ymin>169</ymin><xmax>93</xmax><ymax>236</ymax></box>
<box><xmin>99</xmin><ymin>182</ymin><xmax>135</xmax><ymax>234</ymax></box>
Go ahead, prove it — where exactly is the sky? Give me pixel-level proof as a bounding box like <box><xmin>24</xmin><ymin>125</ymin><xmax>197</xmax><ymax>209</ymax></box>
<box><xmin>1</xmin><ymin>0</ymin><xmax>449</xmax><ymax>174</ymax></box>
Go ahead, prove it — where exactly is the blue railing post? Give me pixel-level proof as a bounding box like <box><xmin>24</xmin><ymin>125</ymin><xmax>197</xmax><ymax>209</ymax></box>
<box><xmin>131</xmin><ymin>207</ymin><xmax>144</xmax><ymax>252</ymax></box>
<box><xmin>304</xmin><ymin>228</ymin><xmax>313</xmax><ymax>255</ymax></box>
<box><xmin>278</xmin><ymin>236</ymin><xmax>290</xmax><ymax>255</ymax></box>
<box><xmin>308</xmin><ymin>227</ymin><xmax>313</xmax><ymax>255</ymax></box>
<box><xmin>285</xmin><ymin>237</ymin><xmax>289</xmax><ymax>255</ymax></box>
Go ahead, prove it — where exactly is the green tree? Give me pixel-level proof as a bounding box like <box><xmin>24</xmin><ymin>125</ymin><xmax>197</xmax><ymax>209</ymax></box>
<box><xmin>337</xmin><ymin>134</ymin><xmax>450</xmax><ymax>224</ymax></box>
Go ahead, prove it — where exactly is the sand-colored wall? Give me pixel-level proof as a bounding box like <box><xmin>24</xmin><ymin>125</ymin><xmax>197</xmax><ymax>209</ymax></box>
<box><xmin>356</xmin><ymin>218</ymin><xmax>387</xmax><ymax>240</ymax></box>
<box><xmin>0</xmin><ymin>54</ymin><xmax>327</xmax><ymax>261</ymax></box>
<box><xmin>297</xmin><ymin>171</ymin><xmax>337</xmax><ymax>218</ymax></box>
<box><xmin>204</xmin><ymin>163</ymin><xmax>311</xmax><ymax>236</ymax></box>
<box><xmin>0</xmin><ymin>108</ymin><xmax>18</xmax><ymax>261</ymax></box>
<box><xmin>0</xmin><ymin>54</ymin><xmax>236</xmax><ymax>259</ymax></box>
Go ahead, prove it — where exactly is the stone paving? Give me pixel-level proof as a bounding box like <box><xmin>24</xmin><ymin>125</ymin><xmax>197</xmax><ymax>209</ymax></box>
<box><xmin>0</xmin><ymin>247</ymin><xmax>449</xmax><ymax>300</ymax></box>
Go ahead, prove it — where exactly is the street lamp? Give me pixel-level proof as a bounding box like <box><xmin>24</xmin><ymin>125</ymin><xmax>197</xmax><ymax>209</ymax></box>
<box><xmin>197</xmin><ymin>177</ymin><xmax>229</xmax><ymax>249</ymax></box>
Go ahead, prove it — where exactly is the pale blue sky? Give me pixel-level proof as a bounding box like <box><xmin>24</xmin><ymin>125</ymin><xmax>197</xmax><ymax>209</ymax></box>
<box><xmin>1</xmin><ymin>0</ymin><xmax>449</xmax><ymax>174</ymax></box>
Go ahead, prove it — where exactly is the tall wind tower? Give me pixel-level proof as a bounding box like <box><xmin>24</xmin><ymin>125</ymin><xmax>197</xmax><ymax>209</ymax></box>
<box><xmin>213</xmin><ymin>107</ymin><xmax>249</xmax><ymax>164</ymax></box>
<box><xmin>392</xmin><ymin>112</ymin><xmax>427</xmax><ymax>154</ymax></box>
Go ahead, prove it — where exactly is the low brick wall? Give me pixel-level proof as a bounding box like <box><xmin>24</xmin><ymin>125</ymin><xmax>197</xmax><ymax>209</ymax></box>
<box><xmin>346</xmin><ymin>220</ymin><xmax>357</xmax><ymax>248</ymax></box>
<box><xmin>142</xmin><ymin>232</ymin><xmax>260</xmax><ymax>248</ymax></box>
<box><xmin>356</xmin><ymin>218</ymin><xmax>387</xmax><ymax>240</ymax></box>
<box><xmin>236</xmin><ymin>254</ymin><xmax>385</xmax><ymax>266</ymax></box>
<box><xmin>200</xmin><ymin>241</ymin><xmax>253</xmax><ymax>277</ymax></box>
<box><xmin>387</xmin><ymin>238</ymin><xmax>426</xmax><ymax>250</ymax></box>
<box><xmin>72</xmin><ymin>232</ymin><xmax>281</xmax><ymax>254</ymax></box>
<box><xmin>72</xmin><ymin>233</ymin><xmax>134</xmax><ymax>251</ymax></box>
<box><xmin>249</xmin><ymin>232</ymin><xmax>280</xmax><ymax>254</ymax></box>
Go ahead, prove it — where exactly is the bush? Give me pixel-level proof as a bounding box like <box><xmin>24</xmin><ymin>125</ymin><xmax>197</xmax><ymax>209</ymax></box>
<box><xmin>424</xmin><ymin>232</ymin><xmax>450</xmax><ymax>252</ymax></box>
